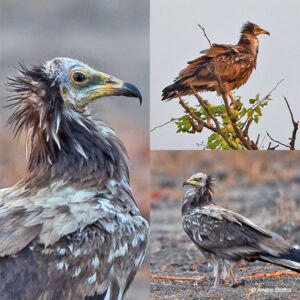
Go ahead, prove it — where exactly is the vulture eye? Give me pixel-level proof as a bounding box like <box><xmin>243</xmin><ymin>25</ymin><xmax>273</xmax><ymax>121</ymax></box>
<box><xmin>72</xmin><ymin>72</ymin><xmax>87</xmax><ymax>83</ymax></box>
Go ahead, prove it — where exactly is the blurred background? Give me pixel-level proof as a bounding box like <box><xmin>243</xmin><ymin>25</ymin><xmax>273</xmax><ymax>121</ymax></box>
<box><xmin>150</xmin><ymin>0</ymin><xmax>300</xmax><ymax>150</ymax></box>
<box><xmin>151</xmin><ymin>151</ymin><xmax>300</xmax><ymax>298</ymax></box>
<box><xmin>0</xmin><ymin>0</ymin><xmax>149</xmax><ymax>298</ymax></box>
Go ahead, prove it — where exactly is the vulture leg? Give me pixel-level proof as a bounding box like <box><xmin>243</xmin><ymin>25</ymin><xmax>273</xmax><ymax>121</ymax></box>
<box><xmin>228</xmin><ymin>92</ymin><xmax>236</xmax><ymax>104</ymax></box>
<box><xmin>213</xmin><ymin>262</ymin><xmax>222</xmax><ymax>288</ymax></box>
<box><xmin>229</xmin><ymin>266</ymin><xmax>237</xmax><ymax>285</ymax></box>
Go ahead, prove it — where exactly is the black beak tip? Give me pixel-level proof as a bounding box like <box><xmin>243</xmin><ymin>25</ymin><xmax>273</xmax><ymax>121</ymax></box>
<box><xmin>182</xmin><ymin>180</ymin><xmax>188</xmax><ymax>187</ymax></box>
<box><xmin>122</xmin><ymin>82</ymin><xmax>142</xmax><ymax>105</ymax></box>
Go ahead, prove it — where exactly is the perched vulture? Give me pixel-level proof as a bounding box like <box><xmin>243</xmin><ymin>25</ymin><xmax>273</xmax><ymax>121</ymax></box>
<box><xmin>182</xmin><ymin>172</ymin><xmax>300</xmax><ymax>288</ymax></box>
<box><xmin>0</xmin><ymin>58</ymin><xmax>149</xmax><ymax>300</ymax></box>
<box><xmin>162</xmin><ymin>22</ymin><xmax>270</xmax><ymax>103</ymax></box>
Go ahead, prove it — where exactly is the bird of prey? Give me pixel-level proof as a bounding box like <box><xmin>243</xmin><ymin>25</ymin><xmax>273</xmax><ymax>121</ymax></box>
<box><xmin>182</xmin><ymin>172</ymin><xmax>300</xmax><ymax>288</ymax></box>
<box><xmin>0</xmin><ymin>58</ymin><xmax>149</xmax><ymax>300</ymax></box>
<box><xmin>162</xmin><ymin>22</ymin><xmax>270</xmax><ymax>103</ymax></box>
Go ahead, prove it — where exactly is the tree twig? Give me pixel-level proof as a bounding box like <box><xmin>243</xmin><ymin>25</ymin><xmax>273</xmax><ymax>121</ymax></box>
<box><xmin>284</xmin><ymin>97</ymin><xmax>298</xmax><ymax>150</ymax></box>
<box><xmin>150</xmin><ymin>274</ymin><xmax>205</xmax><ymax>281</ymax></box>
<box><xmin>150</xmin><ymin>119</ymin><xmax>177</xmax><ymax>133</ymax></box>
<box><xmin>198</xmin><ymin>24</ymin><xmax>213</xmax><ymax>47</ymax></box>
<box><xmin>189</xmin><ymin>87</ymin><xmax>238</xmax><ymax>150</ymax></box>
<box><xmin>150</xmin><ymin>270</ymin><xmax>299</xmax><ymax>282</ymax></box>
<box><xmin>266</xmin><ymin>97</ymin><xmax>298</xmax><ymax>150</ymax></box>
<box><xmin>266</xmin><ymin>132</ymin><xmax>290</xmax><ymax>149</ymax></box>
<box><xmin>239</xmin><ymin>79</ymin><xmax>285</xmax><ymax>127</ymax></box>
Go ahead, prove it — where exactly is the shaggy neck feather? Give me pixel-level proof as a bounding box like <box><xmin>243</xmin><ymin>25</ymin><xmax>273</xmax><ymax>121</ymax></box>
<box><xmin>7</xmin><ymin>65</ymin><xmax>128</xmax><ymax>190</ymax></box>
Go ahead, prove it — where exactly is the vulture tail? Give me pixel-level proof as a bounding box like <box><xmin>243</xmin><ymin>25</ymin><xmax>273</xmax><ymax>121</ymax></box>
<box><xmin>162</xmin><ymin>80</ymin><xmax>192</xmax><ymax>101</ymax></box>
<box><xmin>259</xmin><ymin>248</ymin><xmax>300</xmax><ymax>273</ymax></box>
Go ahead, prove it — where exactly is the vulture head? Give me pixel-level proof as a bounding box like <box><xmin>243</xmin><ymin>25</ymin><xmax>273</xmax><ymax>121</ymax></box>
<box><xmin>241</xmin><ymin>22</ymin><xmax>270</xmax><ymax>36</ymax></box>
<box><xmin>183</xmin><ymin>172</ymin><xmax>214</xmax><ymax>191</ymax></box>
<box><xmin>6</xmin><ymin>58</ymin><xmax>142</xmax><ymax>182</ymax></box>
<box><xmin>182</xmin><ymin>172</ymin><xmax>215</xmax><ymax>208</ymax></box>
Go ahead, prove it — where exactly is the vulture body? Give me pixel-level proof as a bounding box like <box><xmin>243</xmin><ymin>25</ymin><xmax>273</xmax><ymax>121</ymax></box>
<box><xmin>182</xmin><ymin>172</ymin><xmax>300</xmax><ymax>288</ymax></box>
<box><xmin>162</xmin><ymin>22</ymin><xmax>270</xmax><ymax>102</ymax></box>
<box><xmin>0</xmin><ymin>58</ymin><xmax>149</xmax><ymax>300</ymax></box>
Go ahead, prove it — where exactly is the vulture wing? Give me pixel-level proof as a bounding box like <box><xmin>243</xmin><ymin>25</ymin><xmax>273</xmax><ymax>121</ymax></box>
<box><xmin>182</xmin><ymin>205</ymin><xmax>300</xmax><ymax>270</ymax></box>
<box><xmin>162</xmin><ymin>45</ymin><xmax>255</xmax><ymax>100</ymax></box>
<box><xmin>0</xmin><ymin>183</ymin><xmax>148</xmax><ymax>299</ymax></box>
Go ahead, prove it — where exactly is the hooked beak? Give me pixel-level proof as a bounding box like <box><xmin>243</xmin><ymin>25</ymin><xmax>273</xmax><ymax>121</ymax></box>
<box><xmin>260</xmin><ymin>28</ymin><xmax>270</xmax><ymax>36</ymax></box>
<box><xmin>114</xmin><ymin>82</ymin><xmax>142</xmax><ymax>105</ymax></box>
<box><xmin>183</xmin><ymin>179</ymin><xmax>195</xmax><ymax>187</ymax></box>
<box><xmin>86</xmin><ymin>71</ymin><xmax>142</xmax><ymax>105</ymax></box>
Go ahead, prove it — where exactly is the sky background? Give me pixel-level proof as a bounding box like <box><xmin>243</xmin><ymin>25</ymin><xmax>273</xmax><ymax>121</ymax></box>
<box><xmin>150</xmin><ymin>0</ymin><xmax>300</xmax><ymax>150</ymax></box>
<box><xmin>0</xmin><ymin>0</ymin><xmax>149</xmax><ymax>298</ymax></box>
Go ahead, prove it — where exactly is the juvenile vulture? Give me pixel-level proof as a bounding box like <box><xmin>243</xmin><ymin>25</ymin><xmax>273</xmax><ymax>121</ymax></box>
<box><xmin>162</xmin><ymin>22</ymin><xmax>270</xmax><ymax>103</ymax></box>
<box><xmin>0</xmin><ymin>58</ymin><xmax>149</xmax><ymax>300</ymax></box>
<box><xmin>182</xmin><ymin>172</ymin><xmax>300</xmax><ymax>288</ymax></box>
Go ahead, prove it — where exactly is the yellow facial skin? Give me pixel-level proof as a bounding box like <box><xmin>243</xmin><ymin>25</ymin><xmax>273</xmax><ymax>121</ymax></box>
<box><xmin>59</xmin><ymin>63</ymin><xmax>142</xmax><ymax>110</ymax></box>
<box><xmin>254</xmin><ymin>26</ymin><xmax>270</xmax><ymax>36</ymax></box>
<box><xmin>183</xmin><ymin>173</ymin><xmax>205</xmax><ymax>188</ymax></box>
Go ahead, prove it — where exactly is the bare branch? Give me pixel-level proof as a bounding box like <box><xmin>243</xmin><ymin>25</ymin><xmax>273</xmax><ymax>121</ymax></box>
<box><xmin>267</xmin><ymin>141</ymin><xmax>280</xmax><ymax>150</ymax></box>
<box><xmin>265</xmin><ymin>97</ymin><xmax>298</xmax><ymax>150</ymax></box>
<box><xmin>197</xmin><ymin>24</ymin><xmax>213</xmax><ymax>47</ymax></box>
<box><xmin>284</xmin><ymin>97</ymin><xmax>298</xmax><ymax>150</ymax></box>
<box><xmin>150</xmin><ymin>119</ymin><xmax>177</xmax><ymax>133</ymax></box>
<box><xmin>255</xmin><ymin>134</ymin><xmax>260</xmax><ymax>147</ymax></box>
<box><xmin>239</xmin><ymin>79</ymin><xmax>285</xmax><ymax>126</ymax></box>
<box><xmin>243</xmin><ymin>119</ymin><xmax>253</xmax><ymax>137</ymax></box>
<box><xmin>266</xmin><ymin>132</ymin><xmax>290</xmax><ymax>149</ymax></box>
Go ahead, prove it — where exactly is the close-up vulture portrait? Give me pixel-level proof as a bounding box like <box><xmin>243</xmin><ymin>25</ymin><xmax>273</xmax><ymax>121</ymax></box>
<box><xmin>0</xmin><ymin>57</ymin><xmax>149</xmax><ymax>300</ymax></box>
<box><xmin>162</xmin><ymin>22</ymin><xmax>270</xmax><ymax>103</ymax></box>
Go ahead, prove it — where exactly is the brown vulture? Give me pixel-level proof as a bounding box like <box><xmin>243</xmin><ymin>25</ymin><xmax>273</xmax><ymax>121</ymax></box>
<box><xmin>0</xmin><ymin>58</ymin><xmax>149</xmax><ymax>300</ymax></box>
<box><xmin>162</xmin><ymin>22</ymin><xmax>270</xmax><ymax>103</ymax></box>
<box><xmin>182</xmin><ymin>172</ymin><xmax>300</xmax><ymax>288</ymax></box>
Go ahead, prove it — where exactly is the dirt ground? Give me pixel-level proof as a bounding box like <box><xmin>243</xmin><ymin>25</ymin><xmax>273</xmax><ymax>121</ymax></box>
<box><xmin>150</xmin><ymin>151</ymin><xmax>300</xmax><ymax>299</ymax></box>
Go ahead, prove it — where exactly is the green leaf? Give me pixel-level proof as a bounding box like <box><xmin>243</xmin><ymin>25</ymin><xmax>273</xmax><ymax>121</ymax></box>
<box><xmin>231</xmin><ymin>109</ymin><xmax>239</xmax><ymax>117</ymax></box>
<box><xmin>254</xmin><ymin>115</ymin><xmax>259</xmax><ymax>123</ymax></box>
<box><xmin>249</xmin><ymin>99</ymin><xmax>256</xmax><ymax>104</ymax></box>
<box><xmin>223</xmin><ymin>116</ymin><xmax>231</xmax><ymax>125</ymax></box>
<box><xmin>207</xmin><ymin>142</ymin><xmax>218</xmax><ymax>150</ymax></box>
<box><xmin>208</xmin><ymin>133</ymin><xmax>219</xmax><ymax>142</ymax></box>
<box><xmin>234</xmin><ymin>101</ymin><xmax>243</xmax><ymax>108</ymax></box>
<box><xmin>240</xmin><ymin>107</ymin><xmax>248</xmax><ymax>118</ymax></box>
<box><xmin>247</xmin><ymin>109</ymin><xmax>254</xmax><ymax>119</ymax></box>
<box><xmin>254</xmin><ymin>106</ymin><xmax>262</xmax><ymax>116</ymax></box>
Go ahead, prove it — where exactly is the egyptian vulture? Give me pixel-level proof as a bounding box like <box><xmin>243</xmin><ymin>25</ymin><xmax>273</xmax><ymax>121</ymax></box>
<box><xmin>162</xmin><ymin>22</ymin><xmax>270</xmax><ymax>103</ymax></box>
<box><xmin>182</xmin><ymin>172</ymin><xmax>300</xmax><ymax>288</ymax></box>
<box><xmin>0</xmin><ymin>58</ymin><xmax>149</xmax><ymax>300</ymax></box>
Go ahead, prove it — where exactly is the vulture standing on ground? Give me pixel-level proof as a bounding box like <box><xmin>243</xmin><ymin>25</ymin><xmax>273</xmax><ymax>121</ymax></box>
<box><xmin>182</xmin><ymin>172</ymin><xmax>300</xmax><ymax>288</ymax></box>
<box><xmin>162</xmin><ymin>22</ymin><xmax>270</xmax><ymax>103</ymax></box>
<box><xmin>0</xmin><ymin>58</ymin><xmax>149</xmax><ymax>300</ymax></box>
